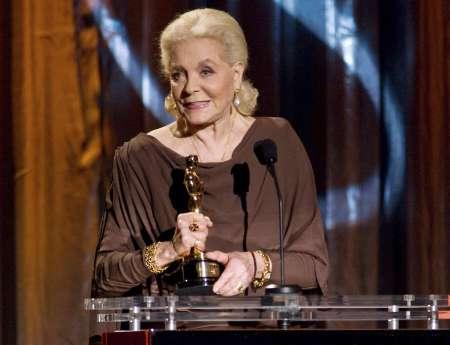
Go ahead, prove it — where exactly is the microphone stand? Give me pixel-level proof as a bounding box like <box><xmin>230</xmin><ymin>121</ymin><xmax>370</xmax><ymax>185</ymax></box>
<box><xmin>254</xmin><ymin>139</ymin><xmax>302</xmax><ymax>328</ymax></box>
<box><xmin>264</xmin><ymin>160</ymin><xmax>300</xmax><ymax>295</ymax></box>
<box><xmin>264</xmin><ymin>159</ymin><xmax>300</xmax><ymax>330</ymax></box>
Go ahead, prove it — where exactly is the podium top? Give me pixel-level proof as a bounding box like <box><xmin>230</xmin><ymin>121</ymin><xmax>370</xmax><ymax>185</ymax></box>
<box><xmin>85</xmin><ymin>294</ymin><xmax>450</xmax><ymax>330</ymax></box>
<box><xmin>86</xmin><ymin>294</ymin><xmax>449</xmax><ymax>310</ymax></box>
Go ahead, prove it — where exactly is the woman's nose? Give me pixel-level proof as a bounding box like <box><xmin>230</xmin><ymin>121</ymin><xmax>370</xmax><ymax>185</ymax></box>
<box><xmin>183</xmin><ymin>74</ymin><xmax>200</xmax><ymax>94</ymax></box>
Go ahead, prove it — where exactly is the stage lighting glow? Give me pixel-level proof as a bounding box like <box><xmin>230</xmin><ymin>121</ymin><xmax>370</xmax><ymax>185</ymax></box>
<box><xmin>90</xmin><ymin>3</ymin><xmax>172</xmax><ymax>125</ymax></box>
<box><xmin>382</xmin><ymin>82</ymin><xmax>405</xmax><ymax>216</ymax></box>
<box><xmin>274</xmin><ymin>0</ymin><xmax>405</xmax><ymax>228</ymax></box>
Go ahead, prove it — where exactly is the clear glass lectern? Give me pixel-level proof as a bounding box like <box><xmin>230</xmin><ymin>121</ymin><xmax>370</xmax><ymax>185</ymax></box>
<box><xmin>85</xmin><ymin>294</ymin><xmax>450</xmax><ymax>331</ymax></box>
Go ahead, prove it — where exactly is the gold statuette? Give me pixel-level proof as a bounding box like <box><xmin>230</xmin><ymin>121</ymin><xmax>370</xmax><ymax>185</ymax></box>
<box><xmin>184</xmin><ymin>155</ymin><xmax>203</xmax><ymax>213</ymax></box>
<box><xmin>176</xmin><ymin>155</ymin><xmax>223</xmax><ymax>294</ymax></box>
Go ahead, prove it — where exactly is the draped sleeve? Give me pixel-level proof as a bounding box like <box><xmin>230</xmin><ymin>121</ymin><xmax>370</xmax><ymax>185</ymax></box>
<box><xmin>93</xmin><ymin>140</ymin><xmax>158</xmax><ymax>297</ymax></box>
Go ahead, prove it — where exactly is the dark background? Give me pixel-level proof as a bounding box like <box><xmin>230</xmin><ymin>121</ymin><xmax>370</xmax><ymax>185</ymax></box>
<box><xmin>1</xmin><ymin>1</ymin><xmax>449</xmax><ymax>344</ymax></box>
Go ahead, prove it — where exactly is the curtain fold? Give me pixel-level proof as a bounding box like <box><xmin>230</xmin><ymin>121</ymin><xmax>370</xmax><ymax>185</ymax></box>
<box><xmin>11</xmin><ymin>0</ymin><xmax>101</xmax><ymax>344</ymax></box>
<box><xmin>0</xmin><ymin>0</ymin><xmax>15</xmax><ymax>344</ymax></box>
<box><xmin>406</xmin><ymin>0</ymin><xmax>450</xmax><ymax>293</ymax></box>
<box><xmin>324</xmin><ymin>0</ymin><xmax>380</xmax><ymax>294</ymax></box>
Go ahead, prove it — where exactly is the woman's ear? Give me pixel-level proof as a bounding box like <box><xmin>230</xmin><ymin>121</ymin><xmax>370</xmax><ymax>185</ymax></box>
<box><xmin>232</xmin><ymin>62</ymin><xmax>245</xmax><ymax>89</ymax></box>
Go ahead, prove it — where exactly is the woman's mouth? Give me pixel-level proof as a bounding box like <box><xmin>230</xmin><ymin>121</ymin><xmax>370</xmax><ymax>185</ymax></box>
<box><xmin>183</xmin><ymin>101</ymin><xmax>210</xmax><ymax>110</ymax></box>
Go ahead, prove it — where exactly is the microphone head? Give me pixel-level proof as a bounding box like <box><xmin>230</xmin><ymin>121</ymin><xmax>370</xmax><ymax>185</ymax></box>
<box><xmin>254</xmin><ymin>139</ymin><xmax>278</xmax><ymax>165</ymax></box>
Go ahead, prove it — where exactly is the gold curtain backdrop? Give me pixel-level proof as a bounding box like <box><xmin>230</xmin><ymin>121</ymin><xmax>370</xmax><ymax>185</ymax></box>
<box><xmin>0</xmin><ymin>1</ymin><xmax>449</xmax><ymax>345</ymax></box>
<box><xmin>10</xmin><ymin>0</ymin><xmax>101</xmax><ymax>344</ymax></box>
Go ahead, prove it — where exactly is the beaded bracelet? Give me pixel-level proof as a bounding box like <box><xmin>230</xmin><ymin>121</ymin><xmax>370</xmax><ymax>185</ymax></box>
<box><xmin>252</xmin><ymin>250</ymin><xmax>272</xmax><ymax>288</ymax></box>
<box><xmin>143</xmin><ymin>242</ymin><xmax>168</xmax><ymax>274</ymax></box>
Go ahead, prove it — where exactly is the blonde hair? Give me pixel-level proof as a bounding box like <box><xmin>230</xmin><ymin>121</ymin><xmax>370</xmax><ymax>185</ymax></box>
<box><xmin>160</xmin><ymin>8</ymin><xmax>258</xmax><ymax>116</ymax></box>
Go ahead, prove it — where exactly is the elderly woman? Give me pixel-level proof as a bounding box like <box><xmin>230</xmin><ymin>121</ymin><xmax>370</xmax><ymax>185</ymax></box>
<box><xmin>93</xmin><ymin>8</ymin><xmax>329</xmax><ymax>297</ymax></box>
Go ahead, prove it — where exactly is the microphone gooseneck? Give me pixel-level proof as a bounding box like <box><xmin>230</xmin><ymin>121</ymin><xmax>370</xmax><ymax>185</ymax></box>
<box><xmin>254</xmin><ymin>139</ymin><xmax>285</xmax><ymax>285</ymax></box>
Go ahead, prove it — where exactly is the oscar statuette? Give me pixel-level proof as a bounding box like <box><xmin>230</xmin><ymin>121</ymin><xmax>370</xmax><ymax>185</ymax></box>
<box><xmin>176</xmin><ymin>155</ymin><xmax>223</xmax><ymax>295</ymax></box>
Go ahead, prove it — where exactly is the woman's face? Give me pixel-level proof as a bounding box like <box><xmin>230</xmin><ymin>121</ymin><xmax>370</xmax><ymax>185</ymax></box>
<box><xmin>169</xmin><ymin>37</ymin><xmax>243</xmax><ymax>127</ymax></box>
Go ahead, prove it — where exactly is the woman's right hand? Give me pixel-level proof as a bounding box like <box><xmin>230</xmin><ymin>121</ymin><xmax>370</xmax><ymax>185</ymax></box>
<box><xmin>172</xmin><ymin>212</ymin><xmax>213</xmax><ymax>258</ymax></box>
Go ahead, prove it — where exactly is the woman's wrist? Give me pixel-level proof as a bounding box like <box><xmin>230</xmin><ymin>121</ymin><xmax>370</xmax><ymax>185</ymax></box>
<box><xmin>249</xmin><ymin>251</ymin><xmax>257</xmax><ymax>280</ymax></box>
<box><xmin>252</xmin><ymin>250</ymin><xmax>272</xmax><ymax>288</ymax></box>
<box><xmin>158</xmin><ymin>240</ymin><xmax>182</xmax><ymax>265</ymax></box>
<box><xmin>142</xmin><ymin>241</ymin><xmax>180</xmax><ymax>274</ymax></box>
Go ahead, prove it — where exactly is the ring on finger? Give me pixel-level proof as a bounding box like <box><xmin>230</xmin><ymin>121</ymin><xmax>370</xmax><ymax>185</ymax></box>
<box><xmin>189</xmin><ymin>223</ymin><xmax>199</xmax><ymax>232</ymax></box>
<box><xmin>236</xmin><ymin>281</ymin><xmax>245</xmax><ymax>294</ymax></box>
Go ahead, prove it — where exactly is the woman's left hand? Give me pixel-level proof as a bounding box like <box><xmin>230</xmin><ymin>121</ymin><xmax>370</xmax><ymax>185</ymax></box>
<box><xmin>205</xmin><ymin>250</ymin><xmax>254</xmax><ymax>296</ymax></box>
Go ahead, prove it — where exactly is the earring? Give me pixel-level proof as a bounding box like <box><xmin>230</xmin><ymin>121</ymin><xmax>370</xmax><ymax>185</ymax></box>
<box><xmin>233</xmin><ymin>89</ymin><xmax>241</xmax><ymax>107</ymax></box>
<box><xmin>165</xmin><ymin>92</ymin><xmax>181</xmax><ymax>116</ymax></box>
<box><xmin>165</xmin><ymin>93</ymin><xmax>175</xmax><ymax>110</ymax></box>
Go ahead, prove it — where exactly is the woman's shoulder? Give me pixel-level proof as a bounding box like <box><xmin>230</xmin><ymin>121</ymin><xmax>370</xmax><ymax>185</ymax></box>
<box><xmin>114</xmin><ymin>133</ymin><xmax>148</xmax><ymax>159</ymax></box>
<box><xmin>114</xmin><ymin>122</ymin><xmax>188</xmax><ymax>171</ymax></box>
<box><xmin>113</xmin><ymin>125</ymin><xmax>168</xmax><ymax>162</ymax></box>
<box><xmin>255</xmin><ymin>115</ymin><xmax>291</xmax><ymax>126</ymax></box>
<box><xmin>252</xmin><ymin>115</ymin><xmax>304</xmax><ymax>151</ymax></box>
<box><xmin>253</xmin><ymin>115</ymin><xmax>295</xmax><ymax>135</ymax></box>
<box><xmin>147</xmin><ymin>122</ymin><xmax>175</xmax><ymax>143</ymax></box>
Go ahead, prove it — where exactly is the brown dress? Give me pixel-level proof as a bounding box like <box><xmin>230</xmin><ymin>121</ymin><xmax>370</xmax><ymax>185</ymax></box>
<box><xmin>93</xmin><ymin>117</ymin><xmax>329</xmax><ymax>297</ymax></box>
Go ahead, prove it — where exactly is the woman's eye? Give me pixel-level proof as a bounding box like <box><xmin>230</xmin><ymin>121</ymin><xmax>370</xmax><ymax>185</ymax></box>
<box><xmin>170</xmin><ymin>71</ymin><xmax>182</xmax><ymax>81</ymax></box>
<box><xmin>200</xmin><ymin>69</ymin><xmax>213</xmax><ymax>77</ymax></box>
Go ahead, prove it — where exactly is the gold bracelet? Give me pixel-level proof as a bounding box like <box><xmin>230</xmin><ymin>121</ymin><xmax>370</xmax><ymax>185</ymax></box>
<box><xmin>252</xmin><ymin>250</ymin><xmax>272</xmax><ymax>288</ymax></box>
<box><xmin>143</xmin><ymin>242</ymin><xmax>168</xmax><ymax>274</ymax></box>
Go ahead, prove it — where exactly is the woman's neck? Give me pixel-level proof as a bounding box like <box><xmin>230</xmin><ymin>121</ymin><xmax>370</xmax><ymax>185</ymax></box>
<box><xmin>189</xmin><ymin>111</ymin><xmax>237</xmax><ymax>162</ymax></box>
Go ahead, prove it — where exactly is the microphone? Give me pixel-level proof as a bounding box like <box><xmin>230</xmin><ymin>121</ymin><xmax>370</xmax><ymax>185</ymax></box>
<box><xmin>254</xmin><ymin>139</ymin><xmax>300</xmax><ymax>296</ymax></box>
<box><xmin>254</xmin><ymin>138</ymin><xmax>278</xmax><ymax>166</ymax></box>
